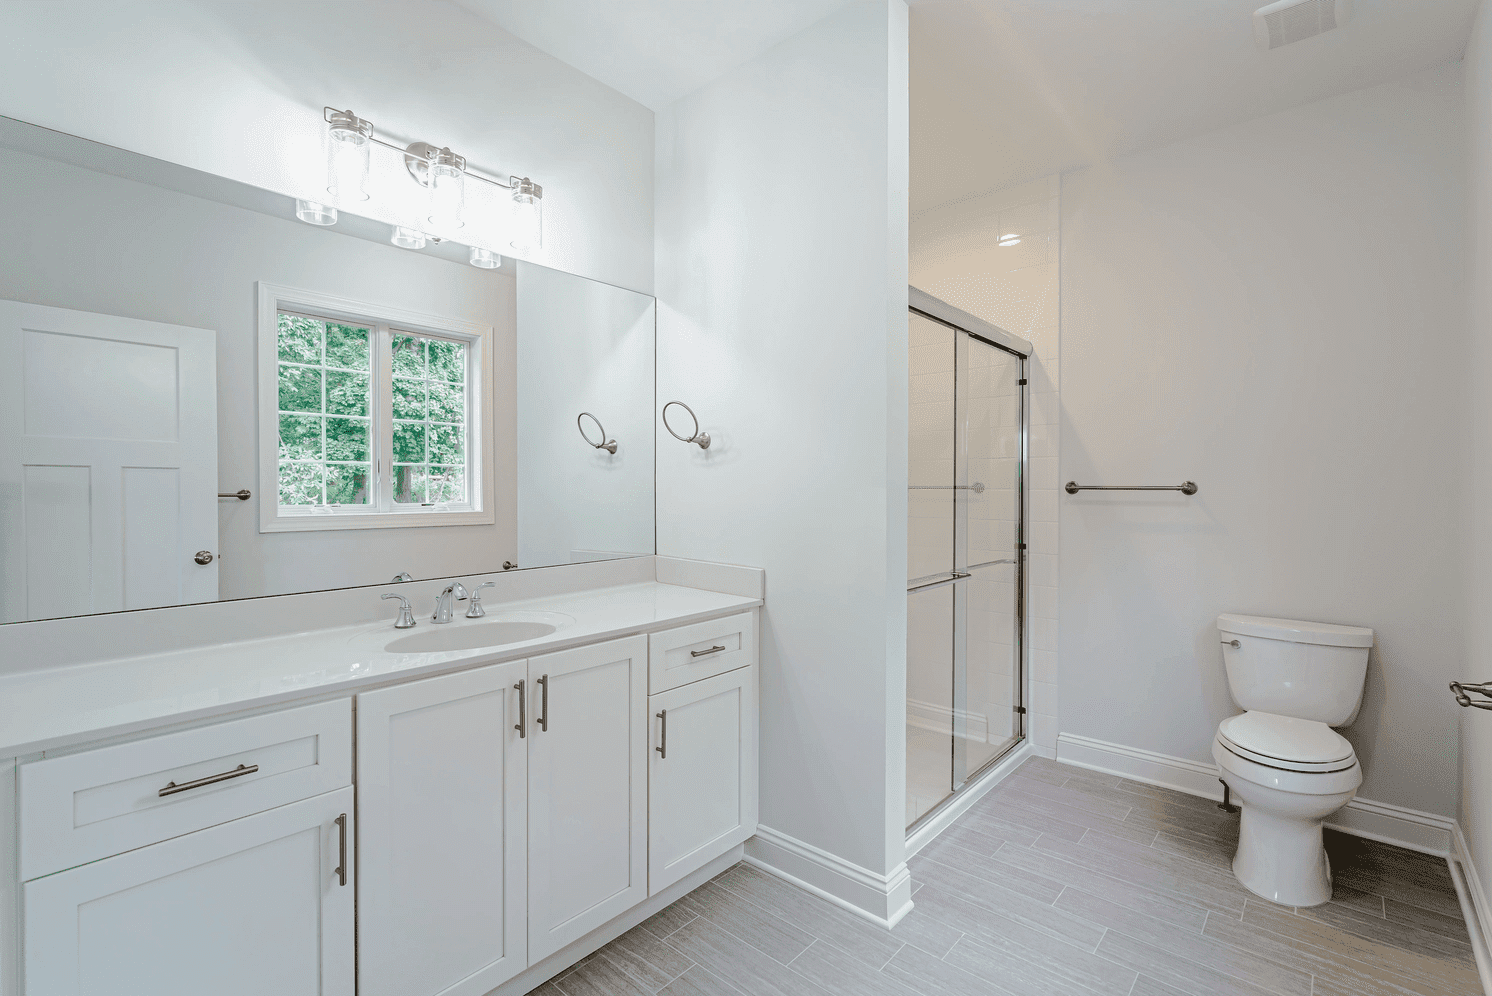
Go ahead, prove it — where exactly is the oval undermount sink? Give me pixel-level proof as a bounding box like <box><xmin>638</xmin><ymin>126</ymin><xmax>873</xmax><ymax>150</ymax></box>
<box><xmin>382</xmin><ymin>612</ymin><xmax>573</xmax><ymax>654</ymax></box>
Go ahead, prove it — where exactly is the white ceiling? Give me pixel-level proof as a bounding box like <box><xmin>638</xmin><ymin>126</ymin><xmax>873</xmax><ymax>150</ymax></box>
<box><xmin>454</xmin><ymin>0</ymin><xmax>857</xmax><ymax>110</ymax></box>
<box><xmin>910</xmin><ymin>0</ymin><xmax>1480</xmax><ymax>213</ymax></box>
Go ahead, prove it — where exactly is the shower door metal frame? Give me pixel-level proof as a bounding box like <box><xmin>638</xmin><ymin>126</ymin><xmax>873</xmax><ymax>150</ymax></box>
<box><xmin>906</xmin><ymin>289</ymin><xmax>1031</xmax><ymax>837</ymax></box>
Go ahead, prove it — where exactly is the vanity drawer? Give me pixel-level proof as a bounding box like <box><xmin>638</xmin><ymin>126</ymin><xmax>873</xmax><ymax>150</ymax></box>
<box><xmin>649</xmin><ymin>611</ymin><xmax>757</xmax><ymax>694</ymax></box>
<box><xmin>19</xmin><ymin>698</ymin><xmax>352</xmax><ymax>880</ymax></box>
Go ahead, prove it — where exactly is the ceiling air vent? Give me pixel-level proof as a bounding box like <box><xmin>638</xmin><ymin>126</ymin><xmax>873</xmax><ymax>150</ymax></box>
<box><xmin>1253</xmin><ymin>0</ymin><xmax>1351</xmax><ymax>51</ymax></box>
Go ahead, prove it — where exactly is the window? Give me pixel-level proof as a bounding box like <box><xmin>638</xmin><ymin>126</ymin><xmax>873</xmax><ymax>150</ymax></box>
<box><xmin>257</xmin><ymin>283</ymin><xmax>491</xmax><ymax>533</ymax></box>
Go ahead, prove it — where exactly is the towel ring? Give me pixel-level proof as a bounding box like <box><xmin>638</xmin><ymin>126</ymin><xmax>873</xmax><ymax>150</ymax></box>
<box><xmin>577</xmin><ymin>412</ymin><xmax>617</xmax><ymax>454</ymax></box>
<box><xmin>662</xmin><ymin>401</ymin><xmax>711</xmax><ymax>449</ymax></box>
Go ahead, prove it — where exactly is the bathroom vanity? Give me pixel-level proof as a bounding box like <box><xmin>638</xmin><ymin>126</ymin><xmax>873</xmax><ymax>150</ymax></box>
<box><xmin>0</xmin><ymin>557</ymin><xmax>761</xmax><ymax>996</ymax></box>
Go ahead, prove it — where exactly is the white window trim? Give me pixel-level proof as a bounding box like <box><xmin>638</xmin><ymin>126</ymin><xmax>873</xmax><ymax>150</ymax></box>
<box><xmin>257</xmin><ymin>281</ymin><xmax>495</xmax><ymax>533</ymax></box>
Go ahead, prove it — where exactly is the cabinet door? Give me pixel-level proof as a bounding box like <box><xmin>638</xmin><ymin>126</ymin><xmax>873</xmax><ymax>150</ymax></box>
<box><xmin>648</xmin><ymin>666</ymin><xmax>758</xmax><ymax>895</ymax></box>
<box><xmin>356</xmin><ymin>660</ymin><xmax>528</xmax><ymax>996</ymax></box>
<box><xmin>24</xmin><ymin>786</ymin><xmax>354</xmax><ymax>996</ymax></box>
<box><xmin>527</xmin><ymin>635</ymin><xmax>647</xmax><ymax>962</ymax></box>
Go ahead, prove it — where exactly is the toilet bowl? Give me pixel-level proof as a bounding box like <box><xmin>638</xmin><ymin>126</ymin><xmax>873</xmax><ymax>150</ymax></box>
<box><xmin>1214</xmin><ymin>613</ymin><xmax>1373</xmax><ymax>908</ymax></box>
<box><xmin>1212</xmin><ymin>711</ymin><xmax>1361</xmax><ymax>906</ymax></box>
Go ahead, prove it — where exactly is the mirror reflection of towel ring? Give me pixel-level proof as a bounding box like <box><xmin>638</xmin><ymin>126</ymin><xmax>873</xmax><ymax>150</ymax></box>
<box><xmin>662</xmin><ymin>401</ymin><xmax>711</xmax><ymax>449</ymax></box>
<box><xmin>577</xmin><ymin>412</ymin><xmax>618</xmax><ymax>454</ymax></box>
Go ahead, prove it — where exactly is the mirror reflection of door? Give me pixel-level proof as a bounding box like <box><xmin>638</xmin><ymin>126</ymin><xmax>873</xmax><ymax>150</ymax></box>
<box><xmin>0</xmin><ymin>299</ymin><xmax>218</xmax><ymax>622</ymax></box>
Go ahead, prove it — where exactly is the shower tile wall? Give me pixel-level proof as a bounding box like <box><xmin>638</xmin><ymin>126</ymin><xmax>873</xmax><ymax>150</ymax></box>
<box><xmin>911</xmin><ymin>174</ymin><xmax>1061</xmax><ymax>755</ymax></box>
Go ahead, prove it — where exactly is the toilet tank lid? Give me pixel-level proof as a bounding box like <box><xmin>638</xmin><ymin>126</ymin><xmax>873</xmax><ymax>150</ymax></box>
<box><xmin>1217</xmin><ymin>613</ymin><xmax>1373</xmax><ymax>648</ymax></box>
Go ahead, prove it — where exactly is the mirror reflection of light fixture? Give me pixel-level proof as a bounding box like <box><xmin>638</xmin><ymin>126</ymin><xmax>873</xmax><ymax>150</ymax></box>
<box><xmin>510</xmin><ymin>177</ymin><xmax>542</xmax><ymax>251</ymax></box>
<box><xmin>997</xmin><ymin>232</ymin><xmax>1021</xmax><ymax>247</ymax></box>
<box><xmin>391</xmin><ymin>226</ymin><xmax>426</xmax><ymax>250</ymax></box>
<box><xmin>326</xmin><ymin>109</ymin><xmax>372</xmax><ymax>202</ymax></box>
<box><xmin>296</xmin><ymin>198</ymin><xmax>338</xmax><ymax>226</ymax></box>
<box><xmin>469</xmin><ymin>247</ymin><xmax>501</xmax><ymax>269</ymax></box>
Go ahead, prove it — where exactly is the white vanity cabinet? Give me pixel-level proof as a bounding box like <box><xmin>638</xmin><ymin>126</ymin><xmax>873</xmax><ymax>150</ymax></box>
<box><xmin>646</xmin><ymin>613</ymin><xmax>759</xmax><ymax>895</ymax></box>
<box><xmin>24</xmin><ymin>785</ymin><xmax>355</xmax><ymax>996</ymax></box>
<box><xmin>525</xmin><ymin>635</ymin><xmax>648</xmax><ymax>961</ymax></box>
<box><xmin>355</xmin><ymin>660</ymin><xmax>529</xmax><ymax>996</ymax></box>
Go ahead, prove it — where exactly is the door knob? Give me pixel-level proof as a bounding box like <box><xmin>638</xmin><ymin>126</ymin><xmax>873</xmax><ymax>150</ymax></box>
<box><xmin>193</xmin><ymin>550</ymin><xmax>214</xmax><ymax>565</ymax></box>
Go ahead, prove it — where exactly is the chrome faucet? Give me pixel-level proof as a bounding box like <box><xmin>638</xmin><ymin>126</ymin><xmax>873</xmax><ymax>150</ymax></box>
<box><xmin>466</xmin><ymin>581</ymin><xmax>498</xmax><ymax>618</ymax></box>
<box><xmin>432</xmin><ymin>582</ymin><xmax>468</xmax><ymax>624</ymax></box>
<box><xmin>381</xmin><ymin>593</ymin><xmax>417</xmax><ymax>629</ymax></box>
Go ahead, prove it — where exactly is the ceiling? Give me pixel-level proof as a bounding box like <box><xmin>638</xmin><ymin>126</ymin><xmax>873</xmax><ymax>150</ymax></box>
<box><xmin>910</xmin><ymin>0</ymin><xmax>1480</xmax><ymax>213</ymax></box>
<box><xmin>454</xmin><ymin>0</ymin><xmax>857</xmax><ymax>110</ymax></box>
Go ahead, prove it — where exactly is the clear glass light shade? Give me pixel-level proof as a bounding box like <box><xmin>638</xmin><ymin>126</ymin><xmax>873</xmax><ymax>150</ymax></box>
<box><xmin>427</xmin><ymin>160</ymin><xmax>465</xmax><ymax>231</ymax></box>
<box><xmin>296</xmin><ymin>199</ymin><xmax>338</xmax><ymax>226</ymax></box>
<box><xmin>509</xmin><ymin>177</ymin><xmax>542</xmax><ymax>251</ymax></box>
<box><xmin>326</xmin><ymin>110</ymin><xmax>372</xmax><ymax>202</ymax></box>
<box><xmin>468</xmin><ymin>247</ymin><xmax>501</xmax><ymax>269</ymax></box>
<box><xmin>391</xmin><ymin>226</ymin><xmax>426</xmax><ymax>250</ymax></box>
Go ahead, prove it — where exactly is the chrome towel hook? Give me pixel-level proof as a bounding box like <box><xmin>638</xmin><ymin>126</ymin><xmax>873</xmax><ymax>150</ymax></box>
<box><xmin>577</xmin><ymin>412</ymin><xmax>617</xmax><ymax>454</ymax></box>
<box><xmin>662</xmin><ymin>401</ymin><xmax>710</xmax><ymax>449</ymax></box>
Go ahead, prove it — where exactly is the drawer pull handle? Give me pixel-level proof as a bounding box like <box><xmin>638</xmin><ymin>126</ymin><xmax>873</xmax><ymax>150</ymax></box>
<box><xmin>691</xmin><ymin>645</ymin><xmax>726</xmax><ymax>658</ymax></box>
<box><xmin>334</xmin><ymin>813</ymin><xmax>347</xmax><ymax>886</ymax></box>
<box><xmin>537</xmin><ymin>674</ymin><xmax>549</xmax><ymax>732</ymax></box>
<box><xmin>158</xmin><ymin>763</ymin><xmax>258</xmax><ymax>797</ymax></box>
<box><xmin>515</xmin><ymin>679</ymin><xmax>526</xmax><ymax>738</ymax></box>
<box><xmin>656</xmin><ymin>709</ymin><xmax>667</xmax><ymax>759</ymax></box>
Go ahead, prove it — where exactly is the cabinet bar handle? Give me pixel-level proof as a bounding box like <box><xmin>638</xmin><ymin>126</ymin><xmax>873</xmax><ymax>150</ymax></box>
<box><xmin>334</xmin><ymin>814</ymin><xmax>347</xmax><ymax>886</ymax></box>
<box><xmin>158</xmin><ymin>763</ymin><xmax>258</xmax><ymax>797</ymax></box>
<box><xmin>514</xmin><ymin>679</ymin><xmax>526</xmax><ymax>737</ymax></box>
<box><xmin>656</xmin><ymin>709</ymin><xmax>667</xmax><ymax>758</ymax></box>
<box><xmin>690</xmin><ymin>645</ymin><xmax>726</xmax><ymax>658</ymax></box>
<box><xmin>538</xmin><ymin>674</ymin><xmax>549</xmax><ymax>732</ymax></box>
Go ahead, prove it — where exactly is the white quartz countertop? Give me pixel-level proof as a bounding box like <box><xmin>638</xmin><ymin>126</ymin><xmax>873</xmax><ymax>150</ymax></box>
<box><xmin>0</xmin><ymin>582</ymin><xmax>760</xmax><ymax>757</ymax></box>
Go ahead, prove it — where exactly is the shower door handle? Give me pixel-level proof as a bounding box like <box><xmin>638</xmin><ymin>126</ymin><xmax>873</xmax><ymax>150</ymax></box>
<box><xmin>1451</xmin><ymin>680</ymin><xmax>1492</xmax><ymax>710</ymax></box>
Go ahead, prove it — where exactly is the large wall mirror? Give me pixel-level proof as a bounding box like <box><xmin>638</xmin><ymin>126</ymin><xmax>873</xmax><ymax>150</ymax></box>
<box><xmin>0</xmin><ymin>116</ymin><xmax>655</xmax><ymax>625</ymax></box>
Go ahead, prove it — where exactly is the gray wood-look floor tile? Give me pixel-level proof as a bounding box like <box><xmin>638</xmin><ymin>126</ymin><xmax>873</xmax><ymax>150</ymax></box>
<box><xmin>593</xmin><ymin>923</ymin><xmax>695</xmax><ymax>992</ymax></box>
<box><xmin>663</xmin><ymin>916</ymin><xmax>832</xmax><ymax>996</ymax></box>
<box><xmin>882</xmin><ymin>938</ymin><xmax>1018</xmax><ymax>996</ymax></box>
<box><xmin>656</xmin><ymin>966</ymin><xmax>743</xmax><ymax>996</ymax></box>
<box><xmin>677</xmin><ymin>880</ymin><xmax>815</xmax><ymax>964</ymax></box>
<box><xmin>1056</xmin><ymin>887</ymin><xmax>1313</xmax><ymax>996</ymax></box>
<box><xmin>530</xmin><ymin>757</ymin><xmax>1479</xmax><ymax>996</ymax></box>
<box><xmin>786</xmin><ymin>939</ymin><xmax>923</xmax><ymax>996</ymax></box>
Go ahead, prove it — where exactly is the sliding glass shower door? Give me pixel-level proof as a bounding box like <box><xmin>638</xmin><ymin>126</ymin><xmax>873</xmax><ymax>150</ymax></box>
<box><xmin>906</xmin><ymin>307</ymin><xmax>1026</xmax><ymax>829</ymax></box>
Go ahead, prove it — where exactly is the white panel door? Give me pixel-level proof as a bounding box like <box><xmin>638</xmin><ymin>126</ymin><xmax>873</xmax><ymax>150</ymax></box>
<box><xmin>0</xmin><ymin>299</ymin><xmax>217</xmax><ymax>622</ymax></box>
<box><xmin>648</xmin><ymin>666</ymin><xmax>758</xmax><ymax>895</ymax></box>
<box><xmin>526</xmin><ymin>635</ymin><xmax>647</xmax><ymax>962</ymax></box>
<box><xmin>356</xmin><ymin>661</ymin><xmax>528</xmax><ymax>996</ymax></box>
<box><xmin>24</xmin><ymin>786</ymin><xmax>354</xmax><ymax>996</ymax></box>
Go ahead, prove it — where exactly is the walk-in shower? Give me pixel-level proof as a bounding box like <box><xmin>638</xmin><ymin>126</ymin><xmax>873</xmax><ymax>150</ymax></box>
<box><xmin>906</xmin><ymin>287</ymin><xmax>1030</xmax><ymax>830</ymax></box>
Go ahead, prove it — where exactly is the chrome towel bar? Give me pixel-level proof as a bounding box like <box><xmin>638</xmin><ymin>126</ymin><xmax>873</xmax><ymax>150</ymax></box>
<box><xmin>909</xmin><ymin>483</ymin><xmax>986</xmax><ymax>493</ymax></box>
<box><xmin>1065</xmin><ymin>481</ymin><xmax>1198</xmax><ymax>495</ymax></box>
<box><xmin>218</xmin><ymin>489</ymin><xmax>251</xmax><ymax>500</ymax></box>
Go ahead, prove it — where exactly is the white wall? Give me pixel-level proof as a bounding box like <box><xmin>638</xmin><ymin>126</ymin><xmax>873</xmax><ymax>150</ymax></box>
<box><xmin>516</xmin><ymin>261</ymin><xmax>655</xmax><ymax>568</ymax></box>
<box><xmin>0</xmin><ymin>146</ymin><xmax>518</xmax><ymax>600</ymax></box>
<box><xmin>1059</xmin><ymin>64</ymin><xmax>1467</xmax><ymax>818</ymax></box>
<box><xmin>911</xmin><ymin>177</ymin><xmax>1061</xmax><ymax>756</ymax></box>
<box><xmin>1462</xmin><ymin>0</ymin><xmax>1492</xmax><ymax>916</ymax></box>
<box><xmin>655</xmin><ymin>0</ymin><xmax>911</xmax><ymax>915</ymax></box>
<box><xmin>0</xmin><ymin>0</ymin><xmax>654</xmax><ymax>293</ymax></box>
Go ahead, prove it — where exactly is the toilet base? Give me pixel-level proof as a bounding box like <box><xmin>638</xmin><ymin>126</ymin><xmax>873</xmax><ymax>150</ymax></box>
<box><xmin>1232</xmin><ymin>804</ymin><xmax>1333</xmax><ymax>908</ymax></box>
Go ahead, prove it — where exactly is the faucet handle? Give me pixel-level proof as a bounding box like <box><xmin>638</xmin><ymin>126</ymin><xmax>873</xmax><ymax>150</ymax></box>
<box><xmin>467</xmin><ymin>581</ymin><xmax>498</xmax><ymax>618</ymax></box>
<box><xmin>381</xmin><ymin>593</ymin><xmax>417</xmax><ymax>629</ymax></box>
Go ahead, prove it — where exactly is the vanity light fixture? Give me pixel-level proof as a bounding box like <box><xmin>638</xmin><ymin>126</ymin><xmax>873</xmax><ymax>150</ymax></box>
<box><xmin>510</xmin><ymin>177</ymin><xmax>543</xmax><ymax>251</ymax></box>
<box><xmin>468</xmin><ymin>247</ymin><xmax>501</xmax><ymax>269</ymax></box>
<box><xmin>997</xmin><ymin>233</ymin><xmax>1021</xmax><ymax>247</ymax></box>
<box><xmin>326</xmin><ymin>109</ymin><xmax>372</xmax><ymax>202</ymax></box>
<box><xmin>296</xmin><ymin>198</ymin><xmax>338</xmax><ymax>226</ymax></box>
<box><xmin>422</xmin><ymin>146</ymin><xmax>467</xmax><ymax>231</ymax></box>
<box><xmin>391</xmin><ymin>226</ymin><xmax>426</xmax><ymax>250</ymax></box>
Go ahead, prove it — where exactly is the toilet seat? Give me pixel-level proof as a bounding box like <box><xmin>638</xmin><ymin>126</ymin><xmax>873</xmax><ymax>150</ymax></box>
<box><xmin>1216</xmin><ymin>711</ymin><xmax>1356</xmax><ymax>773</ymax></box>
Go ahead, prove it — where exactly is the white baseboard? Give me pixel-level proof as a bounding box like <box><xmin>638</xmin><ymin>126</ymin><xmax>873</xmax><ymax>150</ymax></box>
<box><xmin>906</xmin><ymin>739</ymin><xmax>1035</xmax><ymax>858</ymax></box>
<box><xmin>1451</xmin><ymin>824</ymin><xmax>1492</xmax><ymax>996</ymax></box>
<box><xmin>1055</xmin><ymin>732</ymin><xmax>1456</xmax><ymax>857</ymax></box>
<box><xmin>745</xmin><ymin>825</ymin><xmax>913</xmax><ymax>928</ymax></box>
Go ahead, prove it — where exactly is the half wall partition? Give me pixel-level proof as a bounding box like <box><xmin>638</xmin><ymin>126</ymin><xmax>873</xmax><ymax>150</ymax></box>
<box><xmin>906</xmin><ymin>287</ymin><xmax>1031</xmax><ymax>829</ymax></box>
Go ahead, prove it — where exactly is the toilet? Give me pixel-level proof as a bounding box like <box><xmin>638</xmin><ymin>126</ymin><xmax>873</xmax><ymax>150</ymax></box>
<box><xmin>1212</xmin><ymin>613</ymin><xmax>1373</xmax><ymax>907</ymax></box>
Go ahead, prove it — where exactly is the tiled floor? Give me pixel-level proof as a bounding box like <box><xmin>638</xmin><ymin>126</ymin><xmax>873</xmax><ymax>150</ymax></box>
<box><xmin>529</xmin><ymin>756</ymin><xmax>1484</xmax><ymax>996</ymax></box>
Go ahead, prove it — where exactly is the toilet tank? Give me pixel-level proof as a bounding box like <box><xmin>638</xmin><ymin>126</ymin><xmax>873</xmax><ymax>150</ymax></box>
<box><xmin>1216</xmin><ymin>613</ymin><xmax>1373</xmax><ymax>726</ymax></box>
